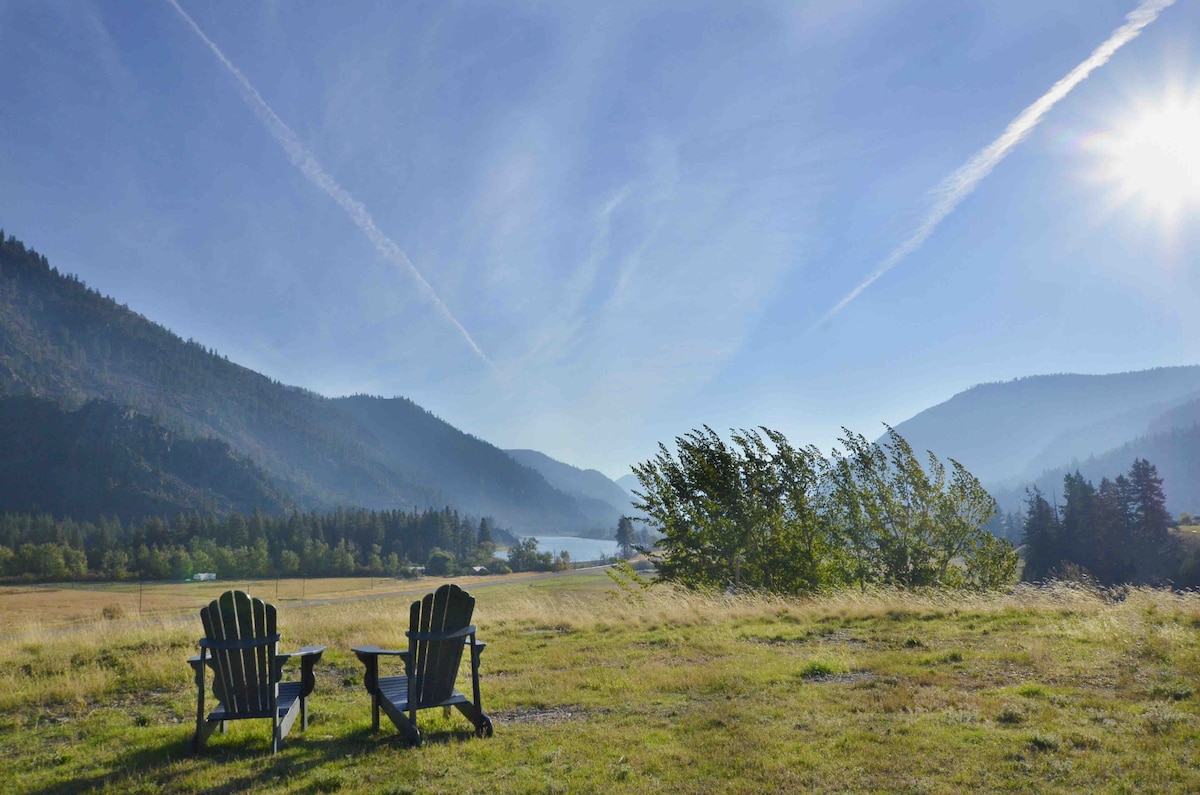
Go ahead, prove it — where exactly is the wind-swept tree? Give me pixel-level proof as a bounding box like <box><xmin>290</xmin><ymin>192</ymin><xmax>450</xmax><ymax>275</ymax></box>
<box><xmin>828</xmin><ymin>427</ymin><xmax>1012</xmax><ymax>588</ymax></box>
<box><xmin>633</xmin><ymin>425</ymin><xmax>1015</xmax><ymax>594</ymax></box>
<box><xmin>632</xmin><ymin>426</ymin><xmax>831</xmax><ymax>594</ymax></box>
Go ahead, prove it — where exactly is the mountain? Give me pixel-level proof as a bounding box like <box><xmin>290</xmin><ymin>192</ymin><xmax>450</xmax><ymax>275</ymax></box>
<box><xmin>332</xmin><ymin>396</ymin><xmax>597</xmax><ymax>531</ymax></box>
<box><xmin>886</xmin><ymin>367</ymin><xmax>1200</xmax><ymax>520</ymax></box>
<box><xmin>615</xmin><ymin>473</ymin><xmax>641</xmax><ymax>495</ymax></box>
<box><xmin>504</xmin><ymin>449</ymin><xmax>634</xmax><ymax>526</ymax></box>
<box><xmin>995</xmin><ymin>424</ymin><xmax>1200</xmax><ymax>517</ymax></box>
<box><xmin>887</xmin><ymin>368</ymin><xmax>1200</xmax><ymax>486</ymax></box>
<box><xmin>0</xmin><ymin>233</ymin><xmax>429</xmax><ymax>511</ymax></box>
<box><xmin>0</xmin><ymin>231</ymin><xmax>597</xmax><ymax>530</ymax></box>
<box><xmin>1147</xmin><ymin>396</ymin><xmax>1200</xmax><ymax>436</ymax></box>
<box><xmin>0</xmin><ymin>395</ymin><xmax>290</xmax><ymax>521</ymax></box>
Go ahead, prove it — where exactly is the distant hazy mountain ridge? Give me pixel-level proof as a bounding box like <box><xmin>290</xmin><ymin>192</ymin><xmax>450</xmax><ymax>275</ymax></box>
<box><xmin>615</xmin><ymin>473</ymin><xmax>641</xmax><ymax>495</ymax></box>
<box><xmin>332</xmin><ymin>396</ymin><xmax>599</xmax><ymax>530</ymax></box>
<box><xmin>888</xmin><ymin>368</ymin><xmax>1200</xmax><ymax>515</ymax></box>
<box><xmin>995</xmin><ymin>424</ymin><xmax>1200</xmax><ymax>517</ymax></box>
<box><xmin>504</xmin><ymin>449</ymin><xmax>634</xmax><ymax>526</ymax></box>
<box><xmin>0</xmin><ymin>231</ymin><xmax>608</xmax><ymax>530</ymax></box>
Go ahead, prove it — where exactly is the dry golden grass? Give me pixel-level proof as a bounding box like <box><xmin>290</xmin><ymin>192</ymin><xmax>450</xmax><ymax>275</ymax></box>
<box><xmin>3</xmin><ymin>573</ymin><xmax>1200</xmax><ymax>793</ymax></box>
<box><xmin>0</xmin><ymin>572</ymin><xmax>563</xmax><ymax>631</ymax></box>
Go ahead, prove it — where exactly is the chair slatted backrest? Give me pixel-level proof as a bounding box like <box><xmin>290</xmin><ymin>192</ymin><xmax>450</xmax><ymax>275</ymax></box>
<box><xmin>409</xmin><ymin>584</ymin><xmax>474</xmax><ymax>708</ymax></box>
<box><xmin>200</xmin><ymin>591</ymin><xmax>278</xmax><ymax>715</ymax></box>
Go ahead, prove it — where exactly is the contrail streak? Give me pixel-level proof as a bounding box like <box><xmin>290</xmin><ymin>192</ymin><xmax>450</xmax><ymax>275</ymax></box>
<box><xmin>813</xmin><ymin>0</ymin><xmax>1176</xmax><ymax>330</ymax></box>
<box><xmin>164</xmin><ymin>0</ymin><xmax>493</xmax><ymax>367</ymax></box>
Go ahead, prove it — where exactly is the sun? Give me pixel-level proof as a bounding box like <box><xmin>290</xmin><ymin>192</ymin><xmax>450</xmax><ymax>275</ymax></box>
<box><xmin>1090</xmin><ymin>91</ymin><xmax>1200</xmax><ymax>226</ymax></box>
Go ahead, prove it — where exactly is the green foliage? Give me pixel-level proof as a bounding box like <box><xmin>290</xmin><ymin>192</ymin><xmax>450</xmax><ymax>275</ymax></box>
<box><xmin>615</xmin><ymin>516</ymin><xmax>635</xmax><ymax>560</ymax></box>
<box><xmin>1021</xmin><ymin>459</ymin><xmax>1179</xmax><ymax>586</ymax></box>
<box><xmin>0</xmin><ymin>505</ymin><xmax>499</xmax><ymax>582</ymax></box>
<box><xmin>828</xmin><ymin>427</ymin><xmax>1009</xmax><ymax>588</ymax></box>
<box><xmin>425</xmin><ymin>548</ymin><xmax>456</xmax><ymax>577</ymax></box>
<box><xmin>605</xmin><ymin>559</ymin><xmax>652</xmax><ymax>605</ymax></box>
<box><xmin>506</xmin><ymin>537</ymin><xmax>555</xmax><ymax>572</ymax></box>
<box><xmin>633</xmin><ymin>425</ymin><xmax>1016</xmax><ymax>594</ymax></box>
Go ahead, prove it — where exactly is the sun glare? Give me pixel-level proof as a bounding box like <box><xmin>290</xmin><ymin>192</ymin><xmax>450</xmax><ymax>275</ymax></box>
<box><xmin>1092</xmin><ymin>93</ymin><xmax>1200</xmax><ymax>225</ymax></box>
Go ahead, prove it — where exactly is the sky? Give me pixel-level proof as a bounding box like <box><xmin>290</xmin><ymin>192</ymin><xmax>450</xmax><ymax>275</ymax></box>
<box><xmin>2</xmin><ymin>0</ymin><xmax>1199</xmax><ymax>480</ymax></box>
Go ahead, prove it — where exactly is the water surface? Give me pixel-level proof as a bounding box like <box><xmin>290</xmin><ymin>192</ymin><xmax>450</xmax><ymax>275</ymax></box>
<box><xmin>521</xmin><ymin>535</ymin><xmax>618</xmax><ymax>562</ymax></box>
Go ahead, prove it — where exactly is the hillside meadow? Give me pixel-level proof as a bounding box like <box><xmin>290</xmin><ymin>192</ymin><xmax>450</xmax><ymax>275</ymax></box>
<box><xmin>0</xmin><ymin>573</ymin><xmax>543</xmax><ymax>631</ymax></box>
<box><xmin>2</xmin><ymin>570</ymin><xmax>1200</xmax><ymax>793</ymax></box>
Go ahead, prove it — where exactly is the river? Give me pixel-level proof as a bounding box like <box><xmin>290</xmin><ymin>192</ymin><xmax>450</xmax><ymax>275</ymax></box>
<box><xmin>521</xmin><ymin>535</ymin><xmax>619</xmax><ymax>562</ymax></box>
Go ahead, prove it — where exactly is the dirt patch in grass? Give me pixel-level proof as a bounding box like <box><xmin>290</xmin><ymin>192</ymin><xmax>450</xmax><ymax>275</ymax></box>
<box><xmin>492</xmin><ymin>706</ymin><xmax>590</xmax><ymax>725</ymax></box>
<box><xmin>804</xmin><ymin>671</ymin><xmax>876</xmax><ymax>685</ymax></box>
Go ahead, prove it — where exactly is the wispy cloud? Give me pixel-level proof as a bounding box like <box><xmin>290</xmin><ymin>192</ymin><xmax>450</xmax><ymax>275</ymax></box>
<box><xmin>163</xmin><ymin>0</ymin><xmax>492</xmax><ymax>367</ymax></box>
<box><xmin>813</xmin><ymin>0</ymin><xmax>1176</xmax><ymax>329</ymax></box>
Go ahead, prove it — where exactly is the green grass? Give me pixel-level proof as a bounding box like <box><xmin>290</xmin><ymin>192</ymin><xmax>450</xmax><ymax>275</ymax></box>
<box><xmin>3</xmin><ymin>574</ymin><xmax>1200</xmax><ymax>793</ymax></box>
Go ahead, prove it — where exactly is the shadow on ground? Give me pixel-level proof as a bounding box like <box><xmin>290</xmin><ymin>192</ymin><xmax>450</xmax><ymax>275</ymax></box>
<box><xmin>24</xmin><ymin>722</ymin><xmax>484</xmax><ymax>795</ymax></box>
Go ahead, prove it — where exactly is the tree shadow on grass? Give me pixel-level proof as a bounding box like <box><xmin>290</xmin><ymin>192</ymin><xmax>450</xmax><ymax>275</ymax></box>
<box><xmin>28</xmin><ymin>721</ymin><xmax>491</xmax><ymax>795</ymax></box>
<box><xmin>25</xmin><ymin>726</ymin><xmax>387</xmax><ymax>795</ymax></box>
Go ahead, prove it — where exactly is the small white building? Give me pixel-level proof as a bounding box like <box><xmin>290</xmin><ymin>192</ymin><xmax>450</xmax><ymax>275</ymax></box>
<box><xmin>193</xmin><ymin>572</ymin><xmax>217</xmax><ymax>582</ymax></box>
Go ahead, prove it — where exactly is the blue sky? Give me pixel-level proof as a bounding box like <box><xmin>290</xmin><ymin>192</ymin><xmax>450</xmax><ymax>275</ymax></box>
<box><xmin>2</xmin><ymin>0</ymin><xmax>1199</xmax><ymax>479</ymax></box>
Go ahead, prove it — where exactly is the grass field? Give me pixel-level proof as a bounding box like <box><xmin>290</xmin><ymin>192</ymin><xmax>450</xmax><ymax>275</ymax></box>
<box><xmin>2</xmin><ymin>570</ymin><xmax>1200</xmax><ymax>793</ymax></box>
<box><xmin>0</xmin><ymin>572</ymin><xmax>563</xmax><ymax>630</ymax></box>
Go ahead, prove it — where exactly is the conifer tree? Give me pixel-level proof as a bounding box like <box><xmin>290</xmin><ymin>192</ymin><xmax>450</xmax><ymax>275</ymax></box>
<box><xmin>1020</xmin><ymin>488</ymin><xmax>1061</xmax><ymax>582</ymax></box>
<box><xmin>615</xmin><ymin>516</ymin><xmax>635</xmax><ymax>560</ymax></box>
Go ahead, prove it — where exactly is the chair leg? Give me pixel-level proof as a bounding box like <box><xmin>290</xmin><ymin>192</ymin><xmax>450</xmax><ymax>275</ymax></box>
<box><xmin>453</xmin><ymin>703</ymin><xmax>494</xmax><ymax>737</ymax></box>
<box><xmin>191</xmin><ymin>718</ymin><xmax>219</xmax><ymax>753</ymax></box>
<box><xmin>192</xmin><ymin>658</ymin><xmax>206</xmax><ymax>753</ymax></box>
<box><xmin>278</xmin><ymin>698</ymin><xmax>301</xmax><ymax>746</ymax></box>
<box><xmin>393</xmin><ymin>710</ymin><xmax>422</xmax><ymax>746</ymax></box>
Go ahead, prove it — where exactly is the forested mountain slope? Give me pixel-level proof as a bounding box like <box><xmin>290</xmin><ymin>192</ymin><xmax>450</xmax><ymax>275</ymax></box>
<box><xmin>0</xmin><ymin>233</ymin><xmax>433</xmax><ymax>511</ymax></box>
<box><xmin>0</xmin><ymin>231</ymin><xmax>594</xmax><ymax>530</ymax></box>
<box><xmin>0</xmin><ymin>396</ymin><xmax>290</xmax><ymax>521</ymax></box>
<box><xmin>505</xmin><ymin>448</ymin><xmax>634</xmax><ymax>524</ymax></box>
<box><xmin>888</xmin><ymin>369</ymin><xmax>1200</xmax><ymax>486</ymax></box>
<box><xmin>995</xmin><ymin>424</ymin><xmax>1200</xmax><ymax>517</ymax></box>
<box><xmin>332</xmin><ymin>396</ymin><xmax>599</xmax><ymax>530</ymax></box>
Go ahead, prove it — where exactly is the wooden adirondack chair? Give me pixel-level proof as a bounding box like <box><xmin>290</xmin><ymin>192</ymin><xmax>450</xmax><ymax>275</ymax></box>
<box><xmin>187</xmin><ymin>590</ymin><xmax>325</xmax><ymax>754</ymax></box>
<box><xmin>352</xmin><ymin>583</ymin><xmax>493</xmax><ymax>745</ymax></box>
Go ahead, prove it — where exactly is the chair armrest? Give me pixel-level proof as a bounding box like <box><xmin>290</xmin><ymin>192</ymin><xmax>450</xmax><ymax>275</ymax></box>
<box><xmin>275</xmin><ymin>645</ymin><xmax>327</xmax><ymax>663</ymax></box>
<box><xmin>272</xmin><ymin>646</ymin><xmax>325</xmax><ymax>696</ymax></box>
<box><xmin>187</xmin><ymin>653</ymin><xmax>208</xmax><ymax>678</ymax></box>
<box><xmin>351</xmin><ymin>645</ymin><xmax>409</xmax><ymax>657</ymax></box>
<box><xmin>352</xmin><ymin>645</ymin><xmax>412</xmax><ymax>693</ymax></box>
<box><xmin>468</xmin><ymin>637</ymin><xmax>487</xmax><ymax>667</ymax></box>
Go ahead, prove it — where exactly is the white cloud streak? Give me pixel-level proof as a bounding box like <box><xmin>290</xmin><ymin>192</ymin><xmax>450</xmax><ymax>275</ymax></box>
<box><xmin>814</xmin><ymin>0</ymin><xmax>1176</xmax><ymax>329</ymax></box>
<box><xmin>164</xmin><ymin>0</ymin><xmax>492</xmax><ymax>367</ymax></box>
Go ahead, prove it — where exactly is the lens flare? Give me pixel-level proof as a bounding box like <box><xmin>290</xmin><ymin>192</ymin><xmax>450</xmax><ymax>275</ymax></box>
<box><xmin>1091</xmin><ymin>93</ymin><xmax>1200</xmax><ymax>225</ymax></box>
